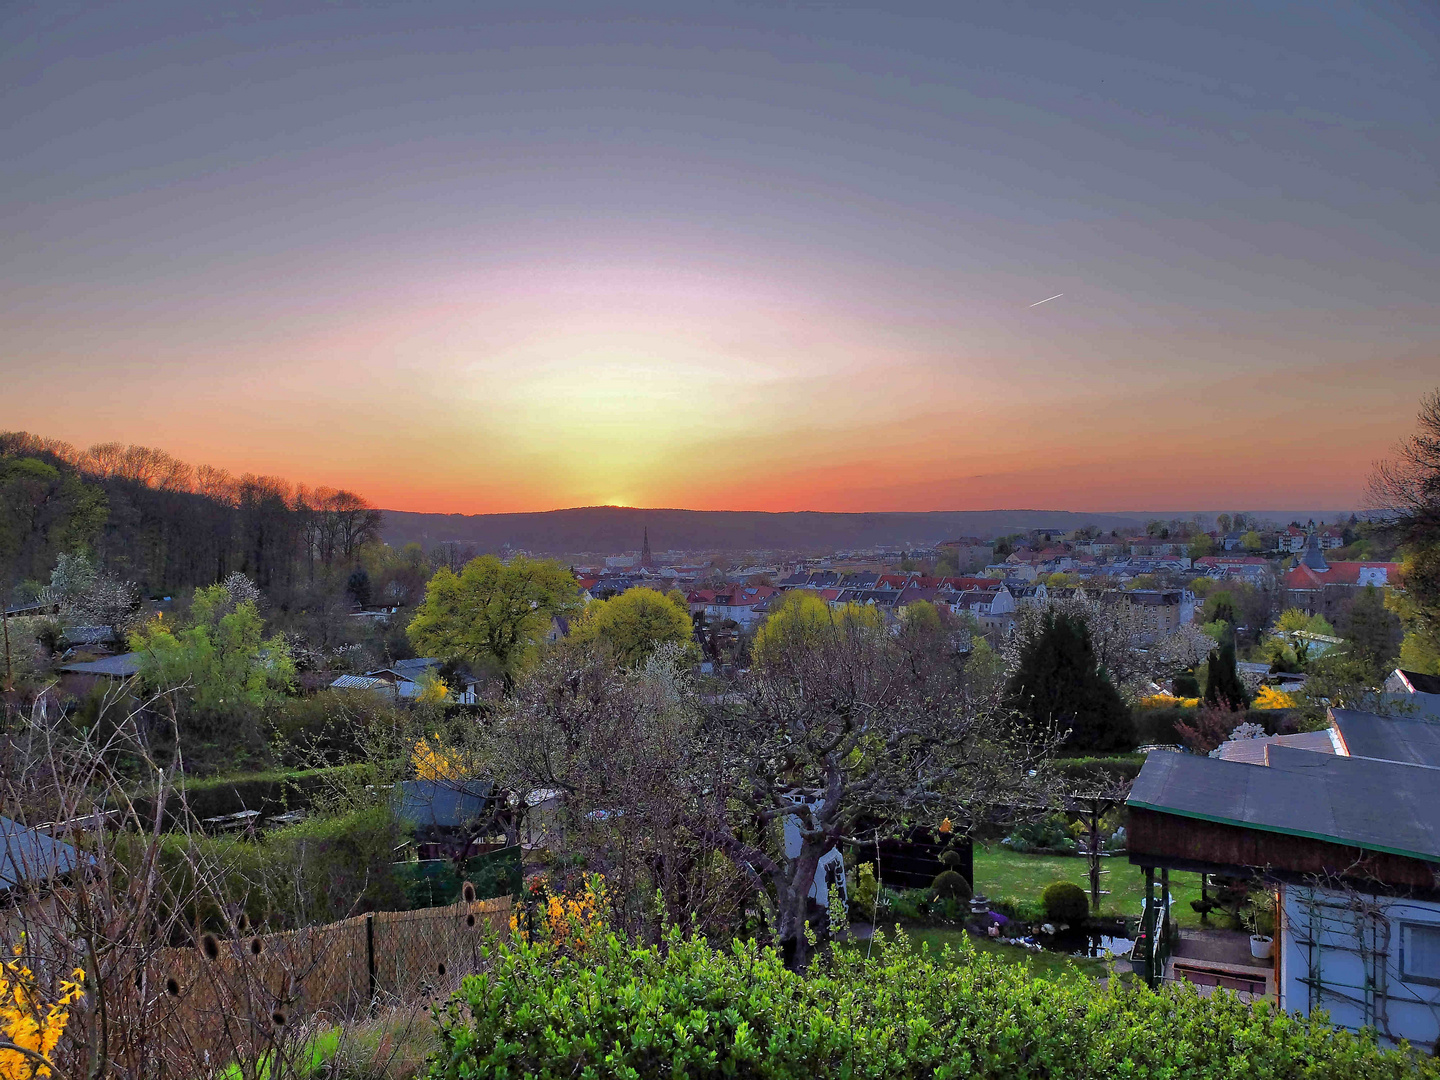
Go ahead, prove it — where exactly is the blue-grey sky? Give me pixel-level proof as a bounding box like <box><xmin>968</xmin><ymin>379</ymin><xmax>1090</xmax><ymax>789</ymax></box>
<box><xmin>3</xmin><ymin>1</ymin><xmax>1437</xmax><ymax>512</ymax></box>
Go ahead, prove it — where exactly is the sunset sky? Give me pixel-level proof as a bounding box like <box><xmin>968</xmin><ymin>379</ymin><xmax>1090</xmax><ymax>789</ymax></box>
<box><xmin>3</xmin><ymin>1</ymin><xmax>1437</xmax><ymax>514</ymax></box>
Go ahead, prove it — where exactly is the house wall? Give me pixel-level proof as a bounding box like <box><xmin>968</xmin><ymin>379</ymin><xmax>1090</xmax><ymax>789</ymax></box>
<box><xmin>1279</xmin><ymin>883</ymin><xmax>1440</xmax><ymax>1050</ymax></box>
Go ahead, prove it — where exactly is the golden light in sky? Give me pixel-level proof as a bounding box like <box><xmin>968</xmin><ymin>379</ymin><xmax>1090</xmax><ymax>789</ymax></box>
<box><xmin>2</xmin><ymin>4</ymin><xmax>1436</xmax><ymax>514</ymax></box>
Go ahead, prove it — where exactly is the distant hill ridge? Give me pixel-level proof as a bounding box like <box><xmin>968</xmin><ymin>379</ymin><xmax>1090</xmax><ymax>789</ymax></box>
<box><xmin>379</xmin><ymin>506</ymin><xmax>1159</xmax><ymax>555</ymax></box>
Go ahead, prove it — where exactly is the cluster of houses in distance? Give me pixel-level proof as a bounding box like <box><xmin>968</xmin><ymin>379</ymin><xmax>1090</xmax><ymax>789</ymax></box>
<box><xmin>564</xmin><ymin>518</ymin><xmax>1396</xmax><ymax>640</ymax></box>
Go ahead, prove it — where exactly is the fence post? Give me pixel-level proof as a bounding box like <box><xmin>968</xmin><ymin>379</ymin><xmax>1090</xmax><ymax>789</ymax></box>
<box><xmin>366</xmin><ymin>912</ymin><xmax>377</xmax><ymax>1011</ymax></box>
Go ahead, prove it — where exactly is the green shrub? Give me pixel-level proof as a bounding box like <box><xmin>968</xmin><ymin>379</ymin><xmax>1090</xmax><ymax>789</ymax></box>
<box><xmin>1132</xmin><ymin>707</ymin><xmax>1192</xmax><ymax>746</ymax></box>
<box><xmin>395</xmin><ymin>847</ymin><xmax>524</xmax><ymax>909</ymax></box>
<box><xmin>1041</xmin><ymin>881</ymin><xmax>1089</xmax><ymax>924</ymax></box>
<box><xmin>993</xmin><ymin>895</ymin><xmax>1046</xmax><ymax>923</ymax></box>
<box><xmin>887</xmin><ymin>888</ymin><xmax>931</xmax><ymax>922</ymax></box>
<box><xmin>1002</xmin><ymin>813</ymin><xmax>1076</xmax><ymax>854</ymax></box>
<box><xmin>849</xmin><ymin>863</ymin><xmax>879</xmax><ymax>917</ymax></box>
<box><xmin>430</xmin><ymin>927</ymin><xmax>1438</xmax><ymax>1079</ymax></box>
<box><xmin>930</xmin><ymin>869</ymin><xmax>972</xmax><ymax>901</ymax></box>
<box><xmin>1056</xmin><ymin>754</ymin><xmax>1145</xmax><ymax>786</ymax></box>
<box><xmin>121</xmin><ymin>806</ymin><xmax>408</xmax><ymax>933</ymax></box>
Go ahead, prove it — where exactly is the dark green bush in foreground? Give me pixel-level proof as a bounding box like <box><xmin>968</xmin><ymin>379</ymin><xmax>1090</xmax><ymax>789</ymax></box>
<box><xmin>429</xmin><ymin>928</ymin><xmax>1437</xmax><ymax>1079</ymax></box>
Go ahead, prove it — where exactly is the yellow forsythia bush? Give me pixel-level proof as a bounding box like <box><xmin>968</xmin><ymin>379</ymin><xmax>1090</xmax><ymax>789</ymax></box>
<box><xmin>1253</xmin><ymin>685</ymin><xmax>1298</xmax><ymax>709</ymax></box>
<box><xmin>0</xmin><ymin>948</ymin><xmax>85</xmax><ymax>1080</ymax></box>
<box><xmin>412</xmin><ymin>736</ymin><xmax>478</xmax><ymax>781</ymax></box>
<box><xmin>1140</xmin><ymin>693</ymin><xmax>1200</xmax><ymax>709</ymax></box>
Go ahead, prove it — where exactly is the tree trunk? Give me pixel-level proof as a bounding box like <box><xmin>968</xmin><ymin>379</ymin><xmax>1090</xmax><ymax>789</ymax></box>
<box><xmin>776</xmin><ymin>842</ymin><xmax>824</xmax><ymax>972</ymax></box>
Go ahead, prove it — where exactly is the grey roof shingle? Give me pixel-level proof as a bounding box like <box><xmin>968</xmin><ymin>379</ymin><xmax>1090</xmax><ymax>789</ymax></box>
<box><xmin>1332</xmin><ymin>709</ymin><xmax>1440</xmax><ymax>768</ymax></box>
<box><xmin>1128</xmin><ymin>747</ymin><xmax>1440</xmax><ymax>864</ymax></box>
<box><xmin>0</xmin><ymin>817</ymin><xmax>85</xmax><ymax>891</ymax></box>
<box><xmin>59</xmin><ymin>652</ymin><xmax>142</xmax><ymax>677</ymax></box>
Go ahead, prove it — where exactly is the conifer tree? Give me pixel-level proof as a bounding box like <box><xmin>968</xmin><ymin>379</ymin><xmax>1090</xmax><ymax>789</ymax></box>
<box><xmin>1203</xmin><ymin>639</ymin><xmax>1249</xmax><ymax>711</ymax></box>
<box><xmin>1004</xmin><ymin>610</ymin><xmax>1134</xmax><ymax>751</ymax></box>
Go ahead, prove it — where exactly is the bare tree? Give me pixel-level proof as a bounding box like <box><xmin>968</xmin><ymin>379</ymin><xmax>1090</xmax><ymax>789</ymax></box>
<box><xmin>1369</xmin><ymin>387</ymin><xmax>1440</xmax><ymax>538</ymax></box>
<box><xmin>498</xmin><ymin>609</ymin><xmax>1059</xmax><ymax>971</ymax></box>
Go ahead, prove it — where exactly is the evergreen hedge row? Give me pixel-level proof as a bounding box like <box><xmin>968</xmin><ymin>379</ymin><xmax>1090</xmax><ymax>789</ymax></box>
<box><xmin>430</xmin><ymin>927</ymin><xmax>1438</xmax><ymax>1079</ymax></box>
<box><xmin>136</xmin><ymin>764</ymin><xmax>369</xmax><ymax>825</ymax></box>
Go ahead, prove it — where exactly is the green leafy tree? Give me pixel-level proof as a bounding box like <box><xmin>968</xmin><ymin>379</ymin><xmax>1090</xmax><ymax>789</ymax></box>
<box><xmin>1187</xmin><ymin>533</ymin><xmax>1214</xmax><ymax>559</ymax></box>
<box><xmin>1338</xmin><ymin>584</ymin><xmax>1401</xmax><ymax>683</ymax></box>
<box><xmin>752</xmin><ymin>592</ymin><xmax>882</xmax><ymax>668</ymax></box>
<box><xmin>0</xmin><ymin>454</ymin><xmax>107</xmax><ymax>591</ymax></box>
<box><xmin>568</xmin><ymin>586</ymin><xmax>697</xmax><ymax>666</ymax></box>
<box><xmin>1004</xmin><ymin>610</ymin><xmax>1134</xmax><ymax>751</ymax></box>
<box><xmin>407</xmin><ymin>555</ymin><xmax>578</xmax><ymax>692</ymax></box>
<box><xmin>1241</xmin><ymin>530</ymin><xmax>1264</xmax><ymax>552</ymax></box>
<box><xmin>130</xmin><ymin>584</ymin><xmax>295</xmax><ymax>735</ymax></box>
<box><xmin>1387</xmin><ymin>548</ymin><xmax>1440</xmax><ymax>675</ymax></box>
<box><xmin>1206</xmin><ymin>591</ymin><xmax>1238</xmax><ymax>626</ymax></box>
<box><xmin>1274</xmin><ymin>608</ymin><xmax>1334</xmax><ymax>636</ymax></box>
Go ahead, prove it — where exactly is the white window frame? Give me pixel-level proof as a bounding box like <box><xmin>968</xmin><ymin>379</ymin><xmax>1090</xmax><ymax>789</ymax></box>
<box><xmin>1398</xmin><ymin>921</ymin><xmax>1440</xmax><ymax>988</ymax></box>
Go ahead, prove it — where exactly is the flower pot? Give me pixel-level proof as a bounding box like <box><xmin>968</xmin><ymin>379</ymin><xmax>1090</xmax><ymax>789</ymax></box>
<box><xmin>1250</xmin><ymin>934</ymin><xmax>1273</xmax><ymax>960</ymax></box>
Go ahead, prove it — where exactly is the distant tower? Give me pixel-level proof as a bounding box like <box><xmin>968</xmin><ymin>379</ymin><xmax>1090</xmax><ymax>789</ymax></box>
<box><xmin>641</xmin><ymin>527</ymin><xmax>655</xmax><ymax>569</ymax></box>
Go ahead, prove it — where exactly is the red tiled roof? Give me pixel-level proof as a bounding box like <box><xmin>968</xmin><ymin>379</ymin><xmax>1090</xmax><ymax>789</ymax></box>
<box><xmin>1283</xmin><ymin>562</ymin><xmax>1401</xmax><ymax>590</ymax></box>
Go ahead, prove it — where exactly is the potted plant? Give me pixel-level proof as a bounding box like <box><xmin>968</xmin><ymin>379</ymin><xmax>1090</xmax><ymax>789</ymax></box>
<box><xmin>1243</xmin><ymin>902</ymin><xmax>1275</xmax><ymax>959</ymax></box>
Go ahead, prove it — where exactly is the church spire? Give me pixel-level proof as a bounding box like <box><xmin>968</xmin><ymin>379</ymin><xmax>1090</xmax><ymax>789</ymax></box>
<box><xmin>641</xmin><ymin>526</ymin><xmax>654</xmax><ymax>568</ymax></box>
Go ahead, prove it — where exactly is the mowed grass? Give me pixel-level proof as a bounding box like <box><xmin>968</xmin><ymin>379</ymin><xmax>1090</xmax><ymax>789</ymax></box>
<box><xmin>972</xmin><ymin>844</ymin><xmax>1211</xmax><ymax>928</ymax></box>
<box><xmin>840</xmin><ymin>926</ymin><xmax>1114</xmax><ymax>981</ymax></box>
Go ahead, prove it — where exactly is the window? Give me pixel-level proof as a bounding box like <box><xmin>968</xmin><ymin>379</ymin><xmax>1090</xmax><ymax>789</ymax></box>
<box><xmin>1399</xmin><ymin>923</ymin><xmax>1440</xmax><ymax>987</ymax></box>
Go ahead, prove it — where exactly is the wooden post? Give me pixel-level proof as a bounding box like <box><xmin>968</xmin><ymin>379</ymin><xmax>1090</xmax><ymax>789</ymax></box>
<box><xmin>1143</xmin><ymin>866</ymin><xmax>1156</xmax><ymax>986</ymax></box>
<box><xmin>2</xmin><ymin>602</ymin><xmax>11</xmax><ymax>693</ymax></box>
<box><xmin>1161</xmin><ymin>867</ymin><xmax>1171</xmax><ymax>947</ymax></box>
<box><xmin>366</xmin><ymin>912</ymin><xmax>377</xmax><ymax>1010</ymax></box>
<box><xmin>1087</xmin><ymin>799</ymin><xmax>1101</xmax><ymax>912</ymax></box>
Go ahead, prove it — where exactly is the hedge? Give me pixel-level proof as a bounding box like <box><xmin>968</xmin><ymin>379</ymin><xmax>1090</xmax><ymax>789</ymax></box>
<box><xmin>430</xmin><ymin>927</ymin><xmax>1438</xmax><ymax>1079</ymax></box>
<box><xmin>1055</xmin><ymin>754</ymin><xmax>1145</xmax><ymax>787</ymax></box>
<box><xmin>135</xmin><ymin>764</ymin><xmax>371</xmax><ymax>825</ymax></box>
<box><xmin>123</xmin><ymin>805</ymin><xmax>407</xmax><ymax>932</ymax></box>
<box><xmin>394</xmin><ymin>847</ymin><xmax>523</xmax><ymax>909</ymax></box>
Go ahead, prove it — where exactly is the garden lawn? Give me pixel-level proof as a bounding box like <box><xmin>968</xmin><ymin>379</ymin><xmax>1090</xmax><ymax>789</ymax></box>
<box><xmin>840</xmin><ymin>927</ymin><xmax>1113</xmax><ymax>981</ymax></box>
<box><xmin>973</xmin><ymin>844</ymin><xmax>1213</xmax><ymax>928</ymax></box>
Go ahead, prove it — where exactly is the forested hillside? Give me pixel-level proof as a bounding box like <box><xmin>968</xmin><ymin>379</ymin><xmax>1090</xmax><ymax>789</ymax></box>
<box><xmin>0</xmin><ymin>431</ymin><xmax>382</xmax><ymax>601</ymax></box>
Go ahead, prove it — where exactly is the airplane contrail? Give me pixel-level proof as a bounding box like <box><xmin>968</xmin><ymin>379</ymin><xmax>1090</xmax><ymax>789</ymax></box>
<box><xmin>1029</xmin><ymin>293</ymin><xmax>1064</xmax><ymax>307</ymax></box>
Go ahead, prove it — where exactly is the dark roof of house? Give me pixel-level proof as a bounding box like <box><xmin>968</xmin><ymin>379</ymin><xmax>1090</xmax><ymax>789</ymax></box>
<box><xmin>392</xmin><ymin>657</ymin><xmax>442</xmax><ymax>678</ymax></box>
<box><xmin>62</xmin><ymin>625</ymin><xmax>118</xmax><ymax>646</ymax></box>
<box><xmin>395</xmin><ymin>779</ymin><xmax>496</xmax><ymax>831</ymax></box>
<box><xmin>1397</xmin><ymin>669</ymin><xmax>1440</xmax><ymax>696</ymax></box>
<box><xmin>59</xmin><ymin>652</ymin><xmax>142</xmax><ymax>677</ymax></box>
<box><xmin>1</xmin><ymin>817</ymin><xmax>86</xmax><ymax>891</ymax></box>
<box><xmin>1129</xmin><ymin>748</ymin><xmax>1440</xmax><ymax>863</ymax></box>
<box><xmin>1300</xmin><ymin>538</ymin><xmax>1329</xmax><ymax>571</ymax></box>
<box><xmin>1331</xmin><ymin>709</ymin><xmax>1440</xmax><ymax>768</ymax></box>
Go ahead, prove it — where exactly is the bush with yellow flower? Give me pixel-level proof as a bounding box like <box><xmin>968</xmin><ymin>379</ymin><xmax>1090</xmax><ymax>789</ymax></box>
<box><xmin>1</xmin><ymin>947</ymin><xmax>85</xmax><ymax>1080</ymax></box>
<box><xmin>509</xmin><ymin>874</ymin><xmax>608</xmax><ymax>957</ymax></box>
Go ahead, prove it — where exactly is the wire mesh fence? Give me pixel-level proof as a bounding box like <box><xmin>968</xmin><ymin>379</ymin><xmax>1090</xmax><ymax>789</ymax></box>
<box><xmin>135</xmin><ymin>895</ymin><xmax>511</xmax><ymax>1072</ymax></box>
